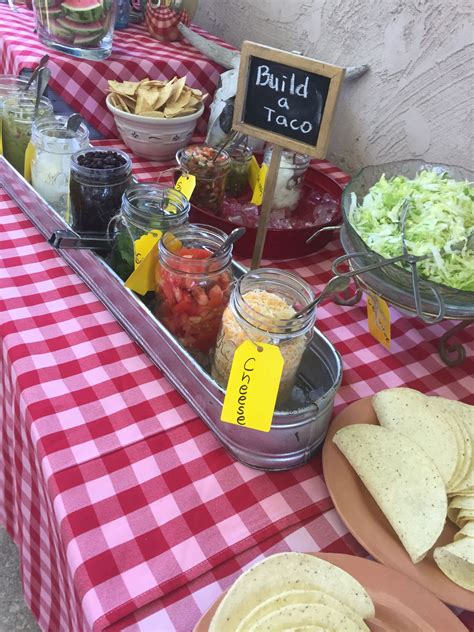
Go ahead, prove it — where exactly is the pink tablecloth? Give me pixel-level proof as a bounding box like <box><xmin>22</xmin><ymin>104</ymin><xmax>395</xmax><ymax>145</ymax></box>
<box><xmin>1</xmin><ymin>147</ymin><xmax>473</xmax><ymax>631</ymax></box>
<box><xmin>0</xmin><ymin>5</ymin><xmax>230</xmax><ymax>137</ymax></box>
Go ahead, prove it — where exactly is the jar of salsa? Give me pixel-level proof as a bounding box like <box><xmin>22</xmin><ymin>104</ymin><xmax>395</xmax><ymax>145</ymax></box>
<box><xmin>156</xmin><ymin>224</ymin><xmax>233</xmax><ymax>361</ymax></box>
<box><xmin>225</xmin><ymin>145</ymin><xmax>253</xmax><ymax>197</ymax></box>
<box><xmin>31</xmin><ymin>115</ymin><xmax>90</xmax><ymax>218</ymax></box>
<box><xmin>176</xmin><ymin>144</ymin><xmax>230</xmax><ymax>214</ymax></box>
<box><xmin>110</xmin><ymin>183</ymin><xmax>190</xmax><ymax>281</ymax></box>
<box><xmin>69</xmin><ymin>148</ymin><xmax>132</xmax><ymax>235</ymax></box>
<box><xmin>212</xmin><ymin>268</ymin><xmax>316</xmax><ymax>408</ymax></box>
<box><xmin>1</xmin><ymin>94</ymin><xmax>53</xmax><ymax>176</ymax></box>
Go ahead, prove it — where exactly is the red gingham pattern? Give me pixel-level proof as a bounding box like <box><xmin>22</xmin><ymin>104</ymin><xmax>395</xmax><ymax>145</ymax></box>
<box><xmin>145</xmin><ymin>6</ymin><xmax>191</xmax><ymax>41</ymax></box>
<box><xmin>0</xmin><ymin>5</ymin><xmax>233</xmax><ymax>138</ymax></box>
<box><xmin>1</xmin><ymin>144</ymin><xmax>473</xmax><ymax>632</ymax></box>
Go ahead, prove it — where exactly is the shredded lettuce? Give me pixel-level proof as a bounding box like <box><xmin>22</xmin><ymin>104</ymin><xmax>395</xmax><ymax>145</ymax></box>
<box><xmin>349</xmin><ymin>170</ymin><xmax>474</xmax><ymax>291</ymax></box>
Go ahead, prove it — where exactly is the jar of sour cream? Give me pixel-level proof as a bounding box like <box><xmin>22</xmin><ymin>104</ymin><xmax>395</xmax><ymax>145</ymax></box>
<box><xmin>31</xmin><ymin>115</ymin><xmax>90</xmax><ymax>218</ymax></box>
<box><xmin>263</xmin><ymin>147</ymin><xmax>310</xmax><ymax>213</ymax></box>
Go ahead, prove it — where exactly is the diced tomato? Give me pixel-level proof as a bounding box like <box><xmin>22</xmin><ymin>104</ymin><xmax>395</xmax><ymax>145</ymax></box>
<box><xmin>208</xmin><ymin>284</ymin><xmax>224</xmax><ymax>308</ymax></box>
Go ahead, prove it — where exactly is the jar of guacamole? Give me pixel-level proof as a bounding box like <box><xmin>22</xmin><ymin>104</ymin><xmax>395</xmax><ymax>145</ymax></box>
<box><xmin>1</xmin><ymin>94</ymin><xmax>53</xmax><ymax>176</ymax></box>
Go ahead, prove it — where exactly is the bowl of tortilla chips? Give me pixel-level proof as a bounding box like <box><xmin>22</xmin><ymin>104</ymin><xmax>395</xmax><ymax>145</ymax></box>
<box><xmin>106</xmin><ymin>76</ymin><xmax>206</xmax><ymax>161</ymax></box>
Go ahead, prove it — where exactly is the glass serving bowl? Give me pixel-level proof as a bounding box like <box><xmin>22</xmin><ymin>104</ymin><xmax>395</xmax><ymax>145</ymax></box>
<box><xmin>341</xmin><ymin>160</ymin><xmax>474</xmax><ymax>320</ymax></box>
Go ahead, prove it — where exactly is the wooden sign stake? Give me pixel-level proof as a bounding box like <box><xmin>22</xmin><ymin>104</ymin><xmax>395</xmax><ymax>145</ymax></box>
<box><xmin>251</xmin><ymin>145</ymin><xmax>282</xmax><ymax>269</ymax></box>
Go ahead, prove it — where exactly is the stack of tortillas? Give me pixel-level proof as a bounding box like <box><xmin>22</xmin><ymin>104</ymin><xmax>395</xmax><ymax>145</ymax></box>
<box><xmin>333</xmin><ymin>387</ymin><xmax>473</xmax><ymax>592</ymax></box>
<box><xmin>209</xmin><ymin>553</ymin><xmax>375</xmax><ymax>631</ymax></box>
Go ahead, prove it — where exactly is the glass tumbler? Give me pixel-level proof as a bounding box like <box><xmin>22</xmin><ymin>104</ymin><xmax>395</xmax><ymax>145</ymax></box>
<box><xmin>1</xmin><ymin>94</ymin><xmax>53</xmax><ymax>176</ymax></box>
<box><xmin>32</xmin><ymin>0</ymin><xmax>116</xmax><ymax>60</ymax></box>
<box><xmin>31</xmin><ymin>115</ymin><xmax>90</xmax><ymax>218</ymax></box>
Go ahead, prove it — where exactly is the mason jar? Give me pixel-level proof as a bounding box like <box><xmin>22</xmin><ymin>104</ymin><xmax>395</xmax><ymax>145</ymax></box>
<box><xmin>176</xmin><ymin>144</ymin><xmax>230</xmax><ymax>214</ymax></box>
<box><xmin>32</xmin><ymin>0</ymin><xmax>115</xmax><ymax>60</ymax></box>
<box><xmin>69</xmin><ymin>148</ymin><xmax>132</xmax><ymax>235</ymax></box>
<box><xmin>156</xmin><ymin>224</ymin><xmax>233</xmax><ymax>360</ymax></box>
<box><xmin>226</xmin><ymin>145</ymin><xmax>253</xmax><ymax>197</ymax></box>
<box><xmin>0</xmin><ymin>76</ymin><xmax>35</xmax><ymax>117</ymax></box>
<box><xmin>1</xmin><ymin>94</ymin><xmax>53</xmax><ymax>176</ymax></box>
<box><xmin>110</xmin><ymin>183</ymin><xmax>190</xmax><ymax>281</ymax></box>
<box><xmin>212</xmin><ymin>268</ymin><xmax>316</xmax><ymax>408</ymax></box>
<box><xmin>264</xmin><ymin>147</ymin><xmax>310</xmax><ymax>213</ymax></box>
<box><xmin>31</xmin><ymin>115</ymin><xmax>90</xmax><ymax>218</ymax></box>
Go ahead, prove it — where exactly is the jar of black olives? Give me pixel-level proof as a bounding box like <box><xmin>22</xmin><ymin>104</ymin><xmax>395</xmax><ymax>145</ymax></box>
<box><xmin>69</xmin><ymin>148</ymin><xmax>132</xmax><ymax>235</ymax></box>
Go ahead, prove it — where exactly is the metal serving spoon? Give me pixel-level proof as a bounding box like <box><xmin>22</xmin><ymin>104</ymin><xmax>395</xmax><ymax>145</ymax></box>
<box><xmin>291</xmin><ymin>275</ymin><xmax>351</xmax><ymax>320</ymax></box>
<box><xmin>34</xmin><ymin>66</ymin><xmax>51</xmax><ymax>118</ymax></box>
<box><xmin>66</xmin><ymin>113</ymin><xmax>83</xmax><ymax>134</ymax></box>
<box><xmin>212</xmin><ymin>227</ymin><xmax>246</xmax><ymax>258</ymax></box>
<box><xmin>23</xmin><ymin>54</ymin><xmax>49</xmax><ymax>92</ymax></box>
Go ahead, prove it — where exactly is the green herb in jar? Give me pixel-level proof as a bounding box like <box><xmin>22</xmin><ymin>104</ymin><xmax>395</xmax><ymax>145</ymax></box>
<box><xmin>226</xmin><ymin>145</ymin><xmax>253</xmax><ymax>198</ymax></box>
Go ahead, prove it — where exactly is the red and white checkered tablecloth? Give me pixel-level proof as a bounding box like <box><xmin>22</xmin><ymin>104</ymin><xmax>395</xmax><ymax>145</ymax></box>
<box><xmin>1</xmin><ymin>146</ymin><xmax>473</xmax><ymax>632</ymax></box>
<box><xmin>0</xmin><ymin>5</ymin><xmax>230</xmax><ymax>137</ymax></box>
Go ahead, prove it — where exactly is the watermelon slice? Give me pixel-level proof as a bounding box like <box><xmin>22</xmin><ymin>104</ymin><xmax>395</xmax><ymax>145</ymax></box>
<box><xmin>61</xmin><ymin>0</ymin><xmax>104</xmax><ymax>22</ymax></box>
<box><xmin>57</xmin><ymin>15</ymin><xmax>105</xmax><ymax>35</ymax></box>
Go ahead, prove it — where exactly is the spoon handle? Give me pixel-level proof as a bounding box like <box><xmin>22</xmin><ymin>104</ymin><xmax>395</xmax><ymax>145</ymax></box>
<box><xmin>25</xmin><ymin>54</ymin><xmax>49</xmax><ymax>91</ymax></box>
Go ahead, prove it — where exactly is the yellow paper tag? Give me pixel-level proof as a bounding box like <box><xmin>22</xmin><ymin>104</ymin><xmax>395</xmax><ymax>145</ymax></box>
<box><xmin>134</xmin><ymin>230</ymin><xmax>162</xmax><ymax>270</ymax></box>
<box><xmin>174</xmin><ymin>174</ymin><xmax>196</xmax><ymax>200</ymax></box>
<box><xmin>0</xmin><ymin>119</ymin><xmax>3</xmax><ymax>155</ymax></box>
<box><xmin>248</xmin><ymin>155</ymin><xmax>260</xmax><ymax>190</ymax></box>
<box><xmin>124</xmin><ymin>230</ymin><xmax>162</xmax><ymax>295</ymax></box>
<box><xmin>367</xmin><ymin>292</ymin><xmax>391</xmax><ymax>350</ymax></box>
<box><xmin>250</xmin><ymin>163</ymin><xmax>268</xmax><ymax>206</ymax></box>
<box><xmin>24</xmin><ymin>141</ymin><xmax>35</xmax><ymax>182</ymax></box>
<box><xmin>221</xmin><ymin>341</ymin><xmax>284</xmax><ymax>433</ymax></box>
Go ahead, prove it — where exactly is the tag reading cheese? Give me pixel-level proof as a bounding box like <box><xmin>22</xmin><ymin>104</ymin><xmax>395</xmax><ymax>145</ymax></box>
<box><xmin>174</xmin><ymin>174</ymin><xmax>196</xmax><ymax>200</ymax></box>
<box><xmin>367</xmin><ymin>292</ymin><xmax>391</xmax><ymax>350</ymax></box>
<box><xmin>248</xmin><ymin>155</ymin><xmax>260</xmax><ymax>190</ymax></box>
<box><xmin>250</xmin><ymin>163</ymin><xmax>268</xmax><ymax>206</ymax></box>
<box><xmin>24</xmin><ymin>141</ymin><xmax>35</xmax><ymax>183</ymax></box>
<box><xmin>221</xmin><ymin>341</ymin><xmax>284</xmax><ymax>433</ymax></box>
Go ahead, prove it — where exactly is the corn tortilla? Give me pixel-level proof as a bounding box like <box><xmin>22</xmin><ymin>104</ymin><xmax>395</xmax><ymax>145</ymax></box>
<box><xmin>208</xmin><ymin>553</ymin><xmax>374</xmax><ymax>632</ymax></box>
<box><xmin>248</xmin><ymin>604</ymin><xmax>366</xmax><ymax>632</ymax></box>
<box><xmin>433</xmin><ymin>537</ymin><xmax>474</xmax><ymax>591</ymax></box>
<box><xmin>333</xmin><ymin>424</ymin><xmax>447</xmax><ymax>564</ymax></box>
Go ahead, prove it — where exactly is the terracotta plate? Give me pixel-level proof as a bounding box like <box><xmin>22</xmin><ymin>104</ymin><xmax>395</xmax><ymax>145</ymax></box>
<box><xmin>194</xmin><ymin>552</ymin><xmax>467</xmax><ymax>631</ymax></box>
<box><xmin>322</xmin><ymin>397</ymin><xmax>473</xmax><ymax>610</ymax></box>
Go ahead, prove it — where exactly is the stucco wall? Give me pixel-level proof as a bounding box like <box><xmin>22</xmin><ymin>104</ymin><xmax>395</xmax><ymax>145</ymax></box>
<box><xmin>194</xmin><ymin>0</ymin><xmax>473</xmax><ymax>174</ymax></box>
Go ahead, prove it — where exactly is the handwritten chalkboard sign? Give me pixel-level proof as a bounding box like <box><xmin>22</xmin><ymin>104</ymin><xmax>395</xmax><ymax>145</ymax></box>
<box><xmin>233</xmin><ymin>42</ymin><xmax>345</xmax><ymax>158</ymax></box>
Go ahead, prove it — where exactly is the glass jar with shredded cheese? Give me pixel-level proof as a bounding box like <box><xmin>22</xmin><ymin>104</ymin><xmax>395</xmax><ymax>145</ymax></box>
<box><xmin>212</xmin><ymin>268</ymin><xmax>316</xmax><ymax>408</ymax></box>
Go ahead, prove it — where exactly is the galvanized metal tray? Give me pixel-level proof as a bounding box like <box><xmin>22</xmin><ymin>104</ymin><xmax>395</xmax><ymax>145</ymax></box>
<box><xmin>0</xmin><ymin>157</ymin><xmax>342</xmax><ymax>470</ymax></box>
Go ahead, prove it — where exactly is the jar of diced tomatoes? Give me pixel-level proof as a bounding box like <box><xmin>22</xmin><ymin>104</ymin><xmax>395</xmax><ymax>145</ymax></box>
<box><xmin>156</xmin><ymin>224</ymin><xmax>233</xmax><ymax>362</ymax></box>
<box><xmin>176</xmin><ymin>144</ymin><xmax>230</xmax><ymax>214</ymax></box>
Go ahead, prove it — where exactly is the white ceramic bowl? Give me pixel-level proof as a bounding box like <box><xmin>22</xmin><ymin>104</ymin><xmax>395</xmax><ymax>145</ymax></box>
<box><xmin>106</xmin><ymin>93</ymin><xmax>204</xmax><ymax>161</ymax></box>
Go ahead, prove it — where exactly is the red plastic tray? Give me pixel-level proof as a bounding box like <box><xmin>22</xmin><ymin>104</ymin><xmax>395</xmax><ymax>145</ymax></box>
<box><xmin>189</xmin><ymin>163</ymin><xmax>345</xmax><ymax>260</ymax></box>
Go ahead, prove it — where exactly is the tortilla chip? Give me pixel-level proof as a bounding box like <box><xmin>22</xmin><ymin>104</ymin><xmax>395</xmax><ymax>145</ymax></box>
<box><xmin>108</xmin><ymin>80</ymin><xmax>139</xmax><ymax>96</ymax></box>
<box><xmin>168</xmin><ymin>75</ymin><xmax>187</xmax><ymax>103</ymax></box>
<box><xmin>137</xmin><ymin>85</ymin><xmax>160</xmax><ymax>109</ymax></box>
<box><xmin>333</xmin><ymin>424</ymin><xmax>447</xmax><ymax>564</ymax></box>
<box><xmin>140</xmin><ymin>111</ymin><xmax>166</xmax><ymax>118</ymax></box>
<box><xmin>434</xmin><ymin>538</ymin><xmax>474</xmax><ymax>591</ymax></box>
<box><xmin>153</xmin><ymin>80</ymin><xmax>175</xmax><ymax>110</ymax></box>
